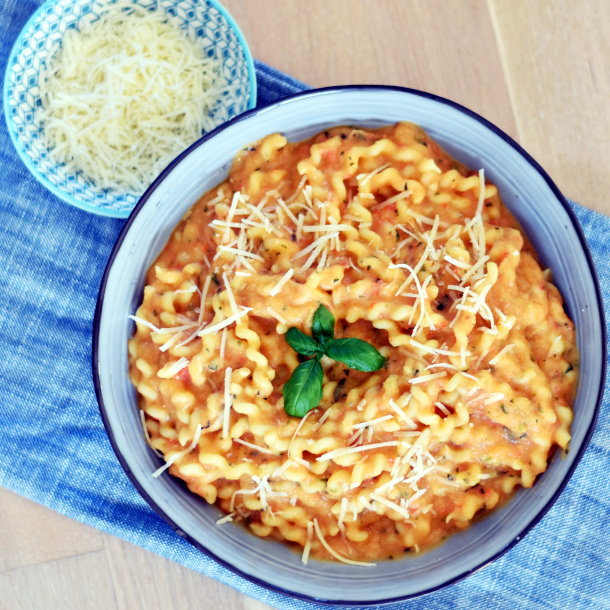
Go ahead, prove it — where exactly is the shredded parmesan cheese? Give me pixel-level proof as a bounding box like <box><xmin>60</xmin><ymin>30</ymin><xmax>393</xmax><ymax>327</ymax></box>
<box><xmin>152</xmin><ymin>423</ymin><xmax>203</xmax><ymax>478</ymax></box>
<box><xmin>409</xmin><ymin>340</ymin><xmax>470</xmax><ymax>358</ymax></box>
<box><xmin>483</xmin><ymin>393</ymin><xmax>505</xmax><ymax>405</ymax></box>
<box><xmin>218</xmin><ymin>245</ymin><xmax>265</xmax><ymax>262</ymax></box>
<box><xmin>489</xmin><ymin>344</ymin><xmax>515</xmax><ymax>366</ymax></box>
<box><xmin>311</xmin><ymin>408</ymin><xmax>332</xmax><ymax>431</ymax></box>
<box><xmin>271</xmin><ymin>460</ymin><xmax>294</xmax><ymax>479</ymax></box>
<box><xmin>267</xmin><ymin>306</ymin><xmax>288</xmax><ymax>325</ymax></box>
<box><xmin>388</xmin><ymin>399</ymin><xmax>417</xmax><ymax>429</ymax></box>
<box><xmin>269</xmin><ymin>268</ymin><xmax>294</xmax><ymax>297</ymax></box>
<box><xmin>37</xmin><ymin>2</ymin><xmax>225</xmax><ymax>193</ymax></box>
<box><xmin>409</xmin><ymin>371</ymin><xmax>447</xmax><ymax>385</ymax></box>
<box><xmin>338</xmin><ymin>497</ymin><xmax>348</xmax><ymax>533</ymax></box>
<box><xmin>313</xmin><ymin>519</ymin><xmax>376</xmax><ymax>567</ymax></box>
<box><xmin>223</xmin><ymin>272</ymin><xmax>239</xmax><ymax>317</ymax></box>
<box><xmin>216</xmin><ymin>513</ymin><xmax>235</xmax><ymax>525</ymax></box>
<box><xmin>351</xmin><ymin>414</ymin><xmax>393</xmax><ymax>429</ymax></box>
<box><xmin>219</xmin><ymin>327</ymin><xmax>228</xmax><ymax>361</ymax></box>
<box><xmin>198</xmin><ymin>308</ymin><xmax>252</xmax><ymax>336</ymax></box>
<box><xmin>301</xmin><ymin>521</ymin><xmax>314</xmax><ymax>564</ymax></box>
<box><xmin>317</xmin><ymin>441</ymin><xmax>400</xmax><ymax>462</ymax></box>
<box><xmin>157</xmin><ymin>357</ymin><xmax>189</xmax><ymax>379</ymax></box>
<box><xmin>222</xmin><ymin>368</ymin><xmax>233</xmax><ymax>439</ymax></box>
<box><xmin>234</xmin><ymin>438</ymin><xmax>274</xmax><ymax>455</ymax></box>
<box><xmin>369</xmin><ymin>493</ymin><xmax>412</xmax><ymax>520</ymax></box>
<box><xmin>374</xmin><ymin>475</ymin><xmax>405</xmax><ymax>495</ymax></box>
<box><xmin>128</xmin><ymin>314</ymin><xmax>160</xmax><ymax>334</ymax></box>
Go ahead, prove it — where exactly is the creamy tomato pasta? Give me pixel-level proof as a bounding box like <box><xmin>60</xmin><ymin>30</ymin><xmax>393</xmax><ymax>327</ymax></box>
<box><xmin>128</xmin><ymin>122</ymin><xmax>578</xmax><ymax>565</ymax></box>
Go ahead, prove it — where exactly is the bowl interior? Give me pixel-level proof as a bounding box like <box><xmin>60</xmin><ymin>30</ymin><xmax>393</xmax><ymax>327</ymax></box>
<box><xmin>94</xmin><ymin>87</ymin><xmax>605</xmax><ymax>604</ymax></box>
<box><xmin>3</xmin><ymin>0</ymin><xmax>256</xmax><ymax>218</ymax></box>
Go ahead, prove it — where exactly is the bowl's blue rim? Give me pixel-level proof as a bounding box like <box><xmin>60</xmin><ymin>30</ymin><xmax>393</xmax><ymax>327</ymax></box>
<box><xmin>92</xmin><ymin>84</ymin><xmax>607</xmax><ymax>606</ymax></box>
<box><xmin>2</xmin><ymin>0</ymin><xmax>257</xmax><ymax>220</ymax></box>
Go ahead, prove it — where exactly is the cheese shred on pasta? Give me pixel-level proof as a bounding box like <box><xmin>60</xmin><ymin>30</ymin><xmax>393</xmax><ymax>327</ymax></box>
<box><xmin>129</xmin><ymin>122</ymin><xmax>578</xmax><ymax>564</ymax></box>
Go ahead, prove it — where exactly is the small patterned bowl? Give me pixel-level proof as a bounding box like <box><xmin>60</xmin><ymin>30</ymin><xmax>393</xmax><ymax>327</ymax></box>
<box><xmin>3</xmin><ymin>0</ymin><xmax>256</xmax><ymax>218</ymax></box>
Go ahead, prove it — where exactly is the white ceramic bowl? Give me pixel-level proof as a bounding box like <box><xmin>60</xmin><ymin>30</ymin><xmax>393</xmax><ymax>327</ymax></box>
<box><xmin>3</xmin><ymin>0</ymin><xmax>256</xmax><ymax>218</ymax></box>
<box><xmin>93</xmin><ymin>86</ymin><xmax>606</xmax><ymax>605</ymax></box>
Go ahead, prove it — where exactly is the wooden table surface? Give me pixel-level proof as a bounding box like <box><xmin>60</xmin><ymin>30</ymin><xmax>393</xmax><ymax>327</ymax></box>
<box><xmin>1</xmin><ymin>1</ymin><xmax>608</xmax><ymax>608</ymax></box>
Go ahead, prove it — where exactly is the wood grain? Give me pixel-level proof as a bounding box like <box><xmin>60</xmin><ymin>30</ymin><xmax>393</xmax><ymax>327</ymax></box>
<box><xmin>0</xmin><ymin>488</ymin><xmax>103</xmax><ymax>573</ymax></box>
<box><xmin>2</xmin><ymin>1</ymin><xmax>608</xmax><ymax>608</ymax></box>
<box><xmin>226</xmin><ymin>0</ymin><xmax>518</xmax><ymax>138</ymax></box>
<box><xmin>488</xmin><ymin>0</ymin><xmax>610</xmax><ymax>213</ymax></box>
<box><xmin>0</xmin><ymin>546</ymin><xmax>117</xmax><ymax>610</ymax></box>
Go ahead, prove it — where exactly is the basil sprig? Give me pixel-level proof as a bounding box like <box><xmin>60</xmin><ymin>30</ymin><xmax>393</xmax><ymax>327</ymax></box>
<box><xmin>282</xmin><ymin>305</ymin><xmax>387</xmax><ymax>417</ymax></box>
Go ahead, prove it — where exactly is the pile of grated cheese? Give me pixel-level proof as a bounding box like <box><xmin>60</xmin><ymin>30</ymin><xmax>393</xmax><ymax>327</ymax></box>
<box><xmin>37</xmin><ymin>1</ymin><xmax>226</xmax><ymax>193</ymax></box>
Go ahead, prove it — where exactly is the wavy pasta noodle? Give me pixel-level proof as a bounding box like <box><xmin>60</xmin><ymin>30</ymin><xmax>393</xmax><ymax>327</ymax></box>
<box><xmin>128</xmin><ymin>122</ymin><xmax>578</xmax><ymax>564</ymax></box>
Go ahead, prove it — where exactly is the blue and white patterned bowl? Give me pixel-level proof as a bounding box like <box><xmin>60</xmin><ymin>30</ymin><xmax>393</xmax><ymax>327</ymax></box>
<box><xmin>3</xmin><ymin>0</ymin><xmax>256</xmax><ymax>218</ymax></box>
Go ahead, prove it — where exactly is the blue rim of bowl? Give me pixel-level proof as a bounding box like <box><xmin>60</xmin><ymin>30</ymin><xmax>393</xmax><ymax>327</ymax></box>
<box><xmin>92</xmin><ymin>84</ymin><xmax>607</xmax><ymax>606</ymax></box>
<box><xmin>2</xmin><ymin>0</ymin><xmax>257</xmax><ymax>219</ymax></box>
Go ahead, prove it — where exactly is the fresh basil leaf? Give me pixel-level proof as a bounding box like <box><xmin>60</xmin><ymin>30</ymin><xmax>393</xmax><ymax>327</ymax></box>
<box><xmin>323</xmin><ymin>337</ymin><xmax>387</xmax><ymax>372</ymax></box>
<box><xmin>283</xmin><ymin>358</ymin><xmax>324</xmax><ymax>417</ymax></box>
<box><xmin>285</xmin><ymin>327</ymin><xmax>321</xmax><ymax>356</ymax></box>
<box><xmin>311</xmin><ymin>304</ymin><xmax>335</xmax><ymax>345</ymax></box>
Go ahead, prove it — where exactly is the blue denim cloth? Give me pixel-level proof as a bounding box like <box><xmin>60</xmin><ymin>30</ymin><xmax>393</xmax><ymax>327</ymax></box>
<box><xmin>1</xmin><ymin>2</ymin><xmax>609</xmax><ymax>608</ymax></box>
